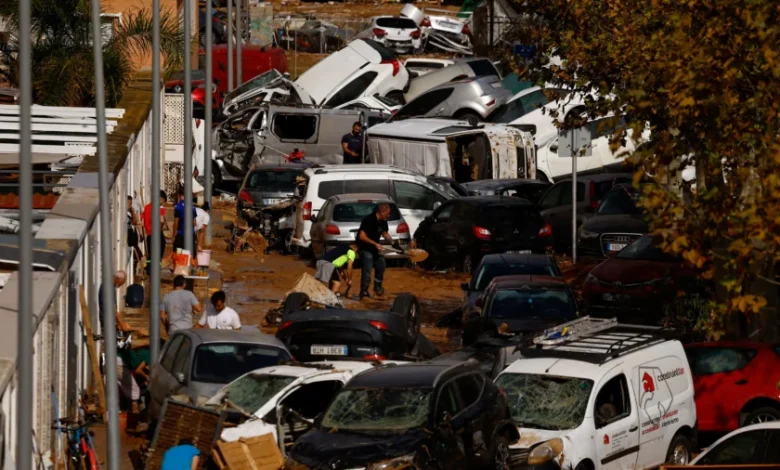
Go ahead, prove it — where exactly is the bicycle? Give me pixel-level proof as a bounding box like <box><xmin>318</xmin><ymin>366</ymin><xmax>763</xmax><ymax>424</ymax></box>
<box><xmin>52</xmin><ymin>417</ymin><xmax>99</xmax><ymax>470</ymax></box>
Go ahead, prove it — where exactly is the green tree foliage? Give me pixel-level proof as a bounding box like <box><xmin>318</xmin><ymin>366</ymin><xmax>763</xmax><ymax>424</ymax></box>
<box><xmin>0</xmin><ymin>0</ymin><xmax>184</xmax><ymax>107</ymax></box>
<box><xmin>510</xmin><ymin>0</ymin><xmax>779</xmax><ymax>335</ymax></box>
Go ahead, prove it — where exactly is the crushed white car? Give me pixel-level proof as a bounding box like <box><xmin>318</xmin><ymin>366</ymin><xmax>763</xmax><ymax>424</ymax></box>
<box><xmin>401</xmin><ymin>4</ymin><xmax>472</xmax><ymax>55</ymax></box>
<box><xmin>371</xmin><ymin>16</ymin><xmax>422</xmax><ymax>54</ymax></box>
<box><xmin>221</xmin><ymin>69</ymin><xmax>313</xmax><ymax>116</ymax></box>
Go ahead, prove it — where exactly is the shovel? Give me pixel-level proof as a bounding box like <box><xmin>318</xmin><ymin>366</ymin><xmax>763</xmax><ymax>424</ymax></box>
<box><xmin>380</xmin><ymin>246</ymin><xmax>429</xmax><ymax>263</ymax></box>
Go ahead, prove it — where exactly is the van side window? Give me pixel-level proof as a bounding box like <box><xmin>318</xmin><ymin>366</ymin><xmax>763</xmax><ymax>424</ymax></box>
<box><xmin>393</xmin><ymin>181</ymin><xmax>446</xmax><ymax>211</ymax></box>
<box><xmin>324</xmin><ymin>72</ymin><xmax>379</xmax><ymax>108</ymax></box>
<box><xmin>273</xmin><ymin>114</ymin><xmax>317</xmax><ymax>141</ymax></box>
<box><xmin>595</xmin><ymin>374</ymin><xmax>631</xmax><ymax>428</ymax></box>
<box><xmin>317</xmin><ymin>181</ymin><xmax>345</xmax><ymax>200</ymax></box>
<box><xmin>344</xmin><ymin>180</ymin><xmax>391</xmax><ymax>197</ymax></box>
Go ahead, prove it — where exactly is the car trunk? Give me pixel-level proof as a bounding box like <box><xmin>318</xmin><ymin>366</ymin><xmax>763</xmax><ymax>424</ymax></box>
<box><xmin>479</xmin><ymin>206</ymin><xmax>543</xmax><ymax>245</ymax></box>
<box><xmin>242</xmin><ymin>169</ymin><xmax>301</xmax><ymax>207</ymax></box>
<box><xmin>282</xmin><ymin>323</ymin><xmax>378</xmax><ymax>361</ymax></box>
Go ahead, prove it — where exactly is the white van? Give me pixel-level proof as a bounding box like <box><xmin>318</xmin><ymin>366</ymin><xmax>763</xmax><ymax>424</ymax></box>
<box><xmin>495</xmin><ymin>317</ymin><xmax>697</xmax><ymax>469</ymax></box>
<box><xmin>367</xmin><ymin>118</ymin><xmax>536</xmax><ymax>181</ymax></box>
<box><xmin>298</xmin><ymin>165</ymin><xmax>452</xmax><ymax>247</ymax></box>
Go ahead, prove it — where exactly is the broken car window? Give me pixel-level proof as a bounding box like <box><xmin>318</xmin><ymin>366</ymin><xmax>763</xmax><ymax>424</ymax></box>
<box><xmin>218</xmin><ymin>374</ymin><xmax>296</xmax><ymax>413</ymax></box>
<box><xmin>273</xmin><ymin>114</ymin><xmax>317</xmax><ymax>141</ymax></box>
<box><xmin>321</xmin><ymin>388</ymin><xmax>432</xmax><ymax>432</ymax></box>
<box><xmin>224</xmin><ymin>69</ymin><xmax>282</xmax><ymax>105</ymax></box>
<box><xmin>495</xmin><ymin>373</ymin><xmax>593</xmax><ymax>430</ymax></box>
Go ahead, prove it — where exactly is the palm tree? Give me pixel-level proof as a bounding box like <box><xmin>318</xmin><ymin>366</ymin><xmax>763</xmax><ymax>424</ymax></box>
<box><xmin>0</xmin><ymin>0</ymin><xmax>184</xmax><ymax>107</ymax></box>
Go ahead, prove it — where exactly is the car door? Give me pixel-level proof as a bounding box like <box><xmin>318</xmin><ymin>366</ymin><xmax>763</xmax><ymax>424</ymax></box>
<box><xmin>433</xmin><ymin>381</ymin><xmax>468</xmax><ymax>470</ymax></box>
<box><xmin>394</xmin><ymin>88</ymin><xmax>455</xmax><ymax>121</ymax></box>
<box><xmin>423</xmin><ymin>202</ymin><xmax>456</xmax><ymax>261</ymax></box>
<box><xmin>592</xmin><ymin>372</ymin><xmax>640</xmax><ymax>470</ymax></box>
<box><xmin>169</xmin><ymin>335</ymin><xmax>195</xmax><ymax>401</ymax></box>
<box><xmin>150</xmin><ymin>334</ymin><xmax>184</xmax><ymax>412</ymax></box>
<box><xmin>392</xmin><ymin>180</ymin><xmax>448</xmax><ymax>238</ymax></box>
<box><xmin>454</xmin><ymin>374</ymin><xmax>492</xmax><ymax>467</ymax></box>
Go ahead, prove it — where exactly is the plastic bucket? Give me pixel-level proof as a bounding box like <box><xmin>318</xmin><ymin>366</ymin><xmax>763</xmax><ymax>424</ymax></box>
<box><xmin>196</xmin><ymin>250</ymin><xmax>212</xmax><ymax>266</ymax></box>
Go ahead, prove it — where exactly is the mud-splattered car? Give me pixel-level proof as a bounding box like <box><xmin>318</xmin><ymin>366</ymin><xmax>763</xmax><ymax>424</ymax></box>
<box><xmin>283</xmin><ymin>361</ymin><xmax>519</xmax><ymax>470</ymax></box>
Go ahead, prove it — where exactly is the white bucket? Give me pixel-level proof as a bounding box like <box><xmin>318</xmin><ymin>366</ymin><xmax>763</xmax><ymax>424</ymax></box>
<box><xmin>196</xmin><ymin>250</ymin><xmax>212</xmax><ymax>266</ymax></box>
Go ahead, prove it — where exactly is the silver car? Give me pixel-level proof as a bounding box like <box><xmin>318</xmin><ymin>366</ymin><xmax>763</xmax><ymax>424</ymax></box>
<box><xmin>149</xmin><ymin>328</ymin><xmax>291</xmax><ymax>419</ymax></box>
<box><xmin>309</xmin><ymin>193</ymin><xmax>412</xmax><ymax>259</ymax></box>
<box><xmin>390</xmin><ymin>75</ymin><xmax>511</xmax><ymax>122</ymax></box>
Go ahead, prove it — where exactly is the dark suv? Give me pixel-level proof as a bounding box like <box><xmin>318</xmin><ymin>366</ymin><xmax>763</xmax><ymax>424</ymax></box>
<box><xmin>284</xmin><ymin>362</ymin><xmax>519</xmax><ymax>470</ymax></box>
<box><xmin>576</xmin><ymin>184</ymin><xmax>649</xmax><ymax>258</ymax></box>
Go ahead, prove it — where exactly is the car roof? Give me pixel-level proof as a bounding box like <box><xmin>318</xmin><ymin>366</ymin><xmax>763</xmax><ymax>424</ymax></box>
<box><xmin>329</xmin><ymin>193</ymin><xmax>395</xmax><ymax>204</ymax></box>
<box><xmin>347</xmin><ymin>362</ymin><xmax>473</xmax><ymax>389</ymax></box>
<box><xmin>305</xmin><ymin>164</ymin><xmax>421</xmax><ymax>177</ymax></box>
<box><xmin>478</xmin><ymin>253</ymin><xmax>556</xmax><ymax>266</ymax></box>
<box><xmin>462</xmin><ymin>178</ymin><xmax>548</xmax><ymax>190</ymax></box>
<box><xmin>488</xmin><ymin>275</ymin><xmax>569</xmax><ymax>289</ymax></box>
<box><xmin>367</xmin><ymin>118</ymin><xmax>476</xmax><ymax>141</ymax></box>
<box><xmin>178</xmin><ymin>328</ymin><xmax>287</xmax><ymax>348</ymax></box>
<box><xmin>458</xmin><ymin>195</ymin><xmax>534</xmax><ymax>207</ymax></box>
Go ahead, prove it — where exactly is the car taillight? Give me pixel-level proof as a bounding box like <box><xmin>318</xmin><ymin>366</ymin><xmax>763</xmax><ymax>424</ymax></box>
<box><xmin>421</xmin><ymin>17</ymin><xmax>431</xmax><ymax>27</ymax></box>
<box><xmin>590</xmin><ymin>181</ymin><xmax>598</xmax><ymax>210</ymax></box>
<box><xmin>486</xmin><ymin>99</ymin><xmax>496</xmax><ymax>107</ymax></box>
<box><xmin>410</xmin><ymin>29</ymin><xmax>421</xmax><ymax>39</ymax></box>
<box><xmin>239</xmin><ymin>190</ymin><xmax>253</xmax><ymax>204</ymax></box>
<box><xmin>303</xmin><ymin>201</ymin><xmax>312</xmax><ymax>221</ymax></box>
<box><xmin>363</xmin><ymin>354</ymin><xmax>387</xmax><ymax>361</ymax></box>
<box><xmin>473</xmin><ymin>226</ymin><xmax>492</xmax><ymax>240</ymax></box>
<box><xmin>325</xmin><ymin>224</ymin><xmax>341</xmax><ymax>235</ymax></box>
<box><xmin>279</xmin><ymin>321</ymin><xmax>293</xmax><ymax>330</ymax></box>
<box><xmin>373</xmin><ymin>28</ymin><xmax>386</xmax><ymax>38</ymax></box>
<box><xmin>538</xmin><ymin>223</ymin><xmax>553</xmax><ymax>237</ymax></box>
<box><xmin>369</xmin><ymin>320</ymin><xmax>388</xmax><ymax>331</ymax></box>
<box><xmin>382</xmin><ymin>58</ymin><xmax>400</xmax><ymax>76</ymax></box>
<box><xmin>462</xmin><ymin>23</ymin><xmax>471</xmax><ymax>35</ymax></box>
<box><xmin>396</xmin><ymin>222</ymin><xmax>409</xmax><ymax>234</ymax></box>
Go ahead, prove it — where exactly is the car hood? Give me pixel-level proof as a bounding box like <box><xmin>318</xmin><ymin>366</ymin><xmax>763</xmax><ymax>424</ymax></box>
<box><xmin>291</xmin><ymin>428</ymin><xmax>428</xmax><ymax>469</ymax></box>
<box><xmin>590</xmin><ymin>259</ymin><xmax>678</xmax><ymax>284</ymax></box>
<box><xmin>581</xmin><ymin>214</ymin><xmax>648</xmax><ymax>234</ymax></box>
<box><xmin>190</xmin><ymin>381</ymin><xmax>228</xmax><ymax>400</ymax></box>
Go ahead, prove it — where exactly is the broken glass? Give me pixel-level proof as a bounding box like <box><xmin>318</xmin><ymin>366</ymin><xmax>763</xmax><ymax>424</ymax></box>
<box><xmin>321</xmin><ymin>388</ymin><xmax>432</xmax><ymax>432</ymax></box>
<box><xmin>495</xmin><ymin>373</ymin><xmax>594</xmax><ymax>430</ymax></box>
<box><xmin>216</xmin><ymin>374</ymin><xmax>296</xmax><ymax>414</ymax></box>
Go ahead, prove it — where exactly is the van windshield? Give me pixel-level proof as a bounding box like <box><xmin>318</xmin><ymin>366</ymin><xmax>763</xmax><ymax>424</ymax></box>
<box><xmin>495</xmin><ymin>373</ymin><xmax>593</xmax><ymax>430</ymax></box>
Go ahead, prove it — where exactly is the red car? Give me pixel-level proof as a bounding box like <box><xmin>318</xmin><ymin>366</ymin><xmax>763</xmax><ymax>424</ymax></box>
<box><xmin>684</xmin><ymin>342</ymin><xmax>780</xmax><ymax>432</ymax></box>
<box><xmin>164</xmin><ymin>71</ymin><xmax>223</xmax><ymax>115</ymax></box>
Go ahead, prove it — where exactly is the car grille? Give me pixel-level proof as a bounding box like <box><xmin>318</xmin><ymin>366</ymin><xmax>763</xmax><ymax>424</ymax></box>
<box><xmin>509</xmin><ymin>447</ymin><xmax>530</xmax><ymax>466</ymax></box>
<box><xmin>600</xmin><ymin>233</ymin><xmax>642</xmax><ymax>257</ymax></box>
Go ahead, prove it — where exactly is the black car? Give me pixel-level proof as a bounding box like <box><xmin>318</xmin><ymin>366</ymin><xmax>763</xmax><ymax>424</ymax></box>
<box><xmin>276</xmin><ymin>293</ymin><xmax>439</xmax><ymax>361</ymax></box>
<box><xmin>577</xmin><ymin>184</ymin><xmax>649</xmax><ymax>258</ymax></box>
<box><xmin>414</xmin><ymin>196</ymin><xmax>553</xmax><ymax>274</ymax></box>
<box><xmin>537</xmin><ymin>173</ymin><xmax>632</xmax><ymax>253</ymax></box>
<box><xmin>285</xmin><ymin>362</ymin><xmax>519</xmax><ymax>470</ymax></box>
<box><xmin>428</xmin><ymin>176</ymin><xmax>471</xmax><ymax>197</ymax></box>
<box><xmin>461</xmin><ymin>178</ymin><xmax>551</xmax><ymax>204</ymax></box>
<box><xmin>432</xmin><ymin>336</ymin><xmax>526</xmax><ymax>378</ymax></box>
<box><xmin>237</xmin><ymin>164</ymin><xmax>307</xmax><ymax>216</ymax></box>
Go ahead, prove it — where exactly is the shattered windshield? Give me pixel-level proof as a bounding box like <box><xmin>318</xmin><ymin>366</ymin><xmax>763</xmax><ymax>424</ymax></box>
<box><xmin>487</xmin><ymin>288</ymin><xmax>575</xmax><ymax>320</ymax></box>
<box><xmin>218</xmin><ymin>374</ymin><xmax>296</xmax><ymax>413</ymax></box>
<box><xmin>224</xmin><ymin>69</ymin><xmax>282</xmax><ymax>104</ymax></box>
<box><xmin>495</xmin><ymin>373</ymin><xmax>593</xmax><ymax>430</ymax></box>
<box><xmin>321</xmin><ymin>388</ymin><xmax>432</xmax><ymax>432</ymax></box>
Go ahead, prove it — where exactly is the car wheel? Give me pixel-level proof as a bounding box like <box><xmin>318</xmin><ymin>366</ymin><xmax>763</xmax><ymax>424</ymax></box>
<box><xmin>282</xmin><ymin>292</ymin><xmax>310</xmax><ymax>315</ymax></box>
<box><xmin>211</xmin><ymin>160</ymin><xmax>222</xmax><ymax>188</ymax></box>
<box><xmin>665</xmin><ymin>434</ymin><xmax>692</xmax><ymax>465</ymax></box>
<box><xmin>492</xmin><ymin>435</ymin><xmax>511</xmax><ymax>470</ymax></box>
<box><xmin>390</xmin><ymin>293</ymin><xmax>421</xmax><ymax>347</ymax></box>
<box><xmin>462</xmin><ymin>253</ymin><xmax>474</xmax><ymax>274</ymax></box>
<box><xmin>455</xmin><ymin>110</ymin><xmax>482</xmax><ymax>123</ymax></box>
<box><xmin>744</xmin><ymin>406</ymin><xmax>780</xmax><ymax>425</ymax></box>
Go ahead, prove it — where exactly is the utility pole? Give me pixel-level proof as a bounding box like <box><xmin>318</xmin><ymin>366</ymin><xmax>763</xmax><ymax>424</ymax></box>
<box><xmin>236</xmin><ymin>0</ymin><xmax>243</xmax><ymax>85</ymax></box>
<box><xmin>184</xmin><ymin>0</ymin><xmax>194</xmax><ymax>255</ymax></box>
<box><xmin>205</xmin><ymin>0</ymin><xmax>214</xmax><ymax>244</ymax></box>
<box><xmin>227</xmin><ymin>0</ymin><xmax>234</xmax><ymax>91</ymax></box>
<box><xmin>571</xmin><ymin>131</ymin><xmax>578</xmax><ymax>265</ymax></box>
<box><xmin>150</xmin><ymin>0</ymin><xmax>162</xmax><ymax>364</ymax></box>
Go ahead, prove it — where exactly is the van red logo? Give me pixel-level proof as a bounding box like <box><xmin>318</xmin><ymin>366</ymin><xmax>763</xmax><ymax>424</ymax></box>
<box><xmin>642</xmin><ymin>372</ymin><xmax>655</xmax><ymax>393</ymax></box>
<box><xmin>603</xmin><ymin>434</ymin><xmax>609</xmax><ymax>445</ymax></box>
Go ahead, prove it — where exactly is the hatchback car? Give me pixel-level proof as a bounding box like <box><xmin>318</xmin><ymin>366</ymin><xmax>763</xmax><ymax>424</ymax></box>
<box><xmin>577</xmin><ymin>184</ymin><xmax>649</xmax><ymax>258</ymax></box>
<box><xmin>371</xmin><ymin>16</ymin><xmax>422</xmax><ymax>53</ymax></box>
<box><xmin>284</xmin><ymin>362</ymin><xmax>518</xmax><ymax>470</ymax></box>
<box><xmin>309</xmin><ymin>193</ymin><xmax>411</xmax><ymax>259</ymax></box>
<box><xmin>391</xmin><ymin>76</ymin><xmax>512</xmax><ymax>122</ymax></box>
<box><xmin>414</xmin><ymin>196</ymin><xmax>553</xmax><ymax>273</ymax></box>
<box><xmin>237</xmin><ymin>164</ymin><xmax>307</xmax><ymax>220</ymax></box>
<box><xmin>462</xmin><ymin>178</ymin><xmax>551</xmax><ymax>203</ymax></box>
<box><xmin>689</xmin><ymin>422</ymin><xmax>780</xmax><ymax>465</ymax></box>
<box><xmin>148</xmin><ymin>329</ymin><xmax>291</xmax><ymax>419</ymax></box>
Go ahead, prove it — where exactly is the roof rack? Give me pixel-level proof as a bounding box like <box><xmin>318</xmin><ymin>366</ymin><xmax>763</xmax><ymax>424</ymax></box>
<box><xmin>521</xmin><ymin>316</ymin><xmax>672</xmax><ymax>364</ymax></box>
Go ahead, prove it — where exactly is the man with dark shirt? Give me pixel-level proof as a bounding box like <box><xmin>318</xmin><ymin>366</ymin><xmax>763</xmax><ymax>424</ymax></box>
<box><xmin>356</xmin><ymin>204</ymin><xmax>398</xmax><ymax>299</ymax></box>
<box><xmin>172</xmin><ymin>189</ymin><xmax>198</xmax><ymax>253</ymax></box>
<box><xmin>341</xmin><ymin>122</ymin><xmax>364</xmax><ymax>164</ymax></box>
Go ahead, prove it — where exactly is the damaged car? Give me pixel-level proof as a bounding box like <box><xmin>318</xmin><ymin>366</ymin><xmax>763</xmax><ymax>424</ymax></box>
<box><xmin>284</xmin><ymin>361</ymin><xmax>519</xmax><ymax>470</ymax></box>
<box><xmin>276</xmin><ymin>293</ymin><xmax>439</xmax><ymax>361</ymax></box>
<box><xmin>401</xmin><ymin>4</ymin><xmax>472</xmax><ymax>55</ymax></box>
<box><xmin>371</xmin><ymin>16</ymin><xmax>423</xmax><ymax>54</ymax></box>
<box><xmin>222</xmin><ymin>69</ymin><xmax>313</xmax><ymax>116</ymax></box>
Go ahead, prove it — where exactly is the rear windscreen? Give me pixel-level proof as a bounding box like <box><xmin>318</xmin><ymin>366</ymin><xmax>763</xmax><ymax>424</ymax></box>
<box><xmin>376</xmin><ymin>17</ymin><xmax>417</xmax><ymax>29</ymax></box>
<box><xmin>246</xmin><ymin>170</ymin><xmax>301</xmax><ymax>192</ymax></box>
<box><xmin>334</xmin><ymin>202</ymin><xmax>401</xmax><ymax>222</ymax></box>
<box><xmin>480</xmin><ymin>206</ymin><xmax>542</xmax><ymax>224</ymax></box>
<box><xmin>467</xmin><ymin>59</ymin><xmax>500</xmax><ymax>78</ymax></box>
<box><xmin>317</xmin><ymin>179</ymin><xmax>393</xmax><ymax>200</ymax></box>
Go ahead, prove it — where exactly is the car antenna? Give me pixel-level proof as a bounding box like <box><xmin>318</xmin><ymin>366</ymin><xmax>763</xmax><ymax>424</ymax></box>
<box><xmin>545</xmin><ymin>358</ymin><xmax>562</xmax><ymax>374</ymax></box>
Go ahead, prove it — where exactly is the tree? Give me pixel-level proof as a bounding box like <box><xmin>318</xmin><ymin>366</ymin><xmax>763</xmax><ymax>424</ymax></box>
<box><xmin>0</xmin><ymin>0</ymin><xmax>184</xmax><ymax>107</ymax></box>
<box><xmin>508</xmin><ymin>0</ymin><xmax>779</xmax><ymax>336</ymax></box>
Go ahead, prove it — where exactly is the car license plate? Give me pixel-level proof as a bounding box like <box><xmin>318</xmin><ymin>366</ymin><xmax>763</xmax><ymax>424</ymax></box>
<box><xmin>440</xmin><ymin>21</ymin><xmax>459</xmax><ymax>29</ymax></box>
<box><xmin>310</xmin><ymin>345</ymin><xmax>348</xmax><ymax>356</ymax></box>
<box><xmin>262</xmin><ymin>198</ymin><xmax>284</xmax><ymax>205</ymax></box>
<box><xmin>608</xmin><ymin>243</ymin><xmax>627</xmax><ymax>252</ymax></box>
<box><xmin>506</xmin><ymin>250</ymin><xmax>532</xmax><ymax>254</ymax></box>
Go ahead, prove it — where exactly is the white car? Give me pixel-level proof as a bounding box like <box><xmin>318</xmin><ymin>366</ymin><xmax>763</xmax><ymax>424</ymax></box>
<box><xmin>371</xmin><ymin>16</ymin><xmax>422</xmax><ymax>54</ymax></box>
<box><xmin>689</xmin><ymin>422</ymin><xmax>780</xmax><ymax>465</ymax></box>
<box><xmin>495</xmin><ymin>316</ymin><xmax>698</xmax><ymax>468</ymax></box>
<box><xmin>295</xmin><ymin>38</ymin><xmax>410</xmax><ymax>107</ymax></box>
<box><xmin>221</xmin><ymin>69</ymin><xmax>312</xmax><ymax>116</ymax></box>
<box><xmin>400</xmin><ymin>4</ymin><xmax>472</xmax><ymax>54</ymax></box>
<box><xmin>336</xmin><ymin>95</ymin><xmax>402</xmax><ymax>115</ymax></box>
<box><xmin>207</xmin><ymin>361</ymin><xmax>406</xmax><ymax>446</ymax></box>
<box><xmin>487</xmin><ymin>86</ymin><xmax>566</xmax><ymax>125</ymax></box>
<box><xmin>403</xmin><ymin>58</ymin><xmax>455</xmax><ymax>77</ymax></box>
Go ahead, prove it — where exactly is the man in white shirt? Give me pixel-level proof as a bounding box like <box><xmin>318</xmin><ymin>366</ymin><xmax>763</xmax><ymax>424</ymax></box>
<box><xmin>198</xmin><ymin>290</ymin><xmax>241</xmax><ymax>330</ymax></box>
<box><xmin>195</xmin><ymin>202</ymin><xmax>211</xmax><ymax>249</ymax></box>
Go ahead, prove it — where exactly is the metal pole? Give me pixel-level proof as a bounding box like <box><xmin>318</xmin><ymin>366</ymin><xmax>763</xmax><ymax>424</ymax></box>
<box><xmin>90</xmin><ymin>0</ymin><xmax>120</xmax><ymax>466</ymax></box>
<box><xmin>150</xmin><ymin>0</ymin><xmax>162</xmax><ymax>364</ymax></box>
<box><xmin>571</xmin><ymin>132</ymin><xmax>577</xmax><ymax>265</ymax></box>
<box><xmin>227</xmin><ymin>0</ymin><xmax>234</xmax><ymax>91</ymax></box>
<box><xmin>205</xmin><ymin>0</ymin><xmax>214</xmax><ymax>245</ymax></box>
<box><xmin>184</xmin><ymin>0</ymin><xmax>194</xmax><ymax>255</ymax></box>
<box><xmin>16</xmin><ymin>0</ymin><xmax>33</xmax><ymax>466</ymax></box>
<box><xmin>236</xmin><ymin>0</ymin><xmax>243</xmax><ymax>85</ymax></box>
<box><xmin>294</xmin><ymin>30</ymin><xmax>297</xmax><ymax>78</ymax></box>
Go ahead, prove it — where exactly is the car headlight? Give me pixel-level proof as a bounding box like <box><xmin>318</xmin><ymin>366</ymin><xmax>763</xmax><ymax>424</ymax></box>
<box><xmin>578</xmin><ymin>228</ymin><xmax>598</xmax><ymax>239</ymax></box>
<box><xmin>283</xmin><ymin>456</ymin><xmax>309</xmax><ymax>470</ymax></box>
<box><xmin>367</xmin><ymin>453</ymin><xmax>416</xmax><ymax>470</ymax></box>
<box><xmin>527</xmin><ymin>438</ymin><xmax>564</xmax><ymax>465</ymax></box>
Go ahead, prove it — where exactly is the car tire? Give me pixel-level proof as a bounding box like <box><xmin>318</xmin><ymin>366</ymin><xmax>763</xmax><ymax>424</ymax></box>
<box><xmin>491</xmin><ymin>434</ymin><xmax>511</xmax><ymax>470</ymax></box>
<box><xmin>455</xmin><ymin>110</ymin><xmax>482</xmax><ymax>123</ymax></box>
<box><xmin>390</xmin><ymin>293</ymin><xmax>421</xmax><ymax>346</ymax></box>
<box><xmin>665</xmin><ymin>434</ymin><xmax>693</xmax><ymax>465</ymax></box>
<box><xmin>743</xmin><ymin>406</ymin><xmax>780</xmax><ymax>425</ymax></box>
<box><xmin>282</xmin><ymin>292</ymin><xmax>310</xmax><ymax>315</ymax></box>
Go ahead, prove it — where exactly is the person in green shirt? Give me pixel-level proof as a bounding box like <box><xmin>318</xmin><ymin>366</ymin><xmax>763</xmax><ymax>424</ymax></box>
<box><xmin>315</xmin><ymin>243</ymin><xmax>358</xmax><ymax>294</ymax></box>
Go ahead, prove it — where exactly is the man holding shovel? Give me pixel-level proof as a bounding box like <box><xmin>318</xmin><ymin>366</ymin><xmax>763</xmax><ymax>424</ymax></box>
<box><xmin>356</xmin><ymin>203</ymin><xmax>399</xmax><ymax>300</ymax></box>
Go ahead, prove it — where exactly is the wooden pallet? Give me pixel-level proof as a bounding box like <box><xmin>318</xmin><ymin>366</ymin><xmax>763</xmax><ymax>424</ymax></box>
<box><xmin>213</xmin><ymin>434</ymin><xmax>283</xmax><ymax>470</ymax></box>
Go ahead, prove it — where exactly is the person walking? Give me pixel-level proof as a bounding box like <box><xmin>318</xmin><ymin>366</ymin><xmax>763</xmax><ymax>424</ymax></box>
<box><xmin>172</xmin><ymin>188</ymin><xmax>198</xmax><ymax>254</ymax></box>
<box><xmin>341</xmin><ymin>121</ymin><xmax>364</xmax><ymax>164</ymax></box>
<box><xmin>356</xmin><ymin>204</ymin><xmax>399</xmax><ymax>300</ymax></box>
<box><xmin>315</xmin><ymin>243</ymin><xmax>358</xmax><ymax>294</ymax></box>
<box><xmin>143</xmin><ymin>190</ymin><xmax>170</xmax><ymax>272</ymax></box>
<box><xmin>195</xmin><ymin>202</ymin><xmax>210</xmax><ymax>249</ymax></box>
<box><xmin>161</xmin><ymin>438</ymin><xmax>200</xmax><ymax>470</ymax></box>
<box><xmin>160</xmin><ymin>275</ymin><xmax>204</xmax><ymax>335</ymax></box>
<box><xmin>198</xmin><ymin>290</ymin><xmax>241</xmax><ymax>330</ymax></box>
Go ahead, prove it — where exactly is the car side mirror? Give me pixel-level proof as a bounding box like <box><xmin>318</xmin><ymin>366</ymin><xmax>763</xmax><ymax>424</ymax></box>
<box><xmin>460</xmin><ymin>282</ymin><xmax>469</xmax><ymax>291</ymax></box>
<box><xmin>310</xmin><ymin>214</ymin><xmax>317</xmax><ymax>223</ymax></box>
<box><xmin>432</xmin><ymin>201</ymin><xmax>442</xmax><ymax>211</ymax></box>
<box><xmin>175</xmin><ymin>372</ymin><xmax>186</xmax><ymax>384</ymax></box>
